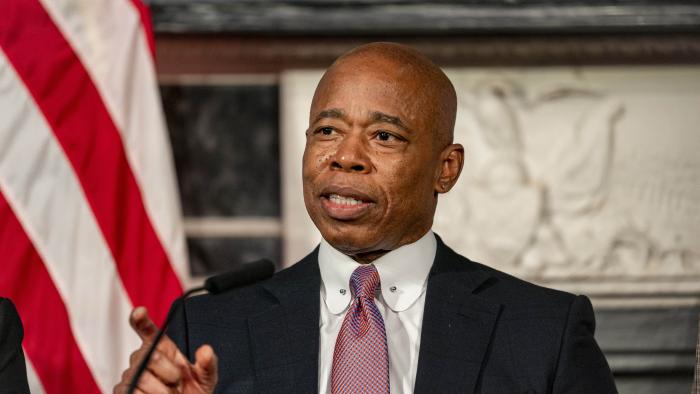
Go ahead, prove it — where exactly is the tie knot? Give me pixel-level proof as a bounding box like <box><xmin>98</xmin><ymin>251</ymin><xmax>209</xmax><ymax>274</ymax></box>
<box><xmin>350</xmin><ymin>264</ymin><xmax>380</xmax><ymax>299</ymax></box>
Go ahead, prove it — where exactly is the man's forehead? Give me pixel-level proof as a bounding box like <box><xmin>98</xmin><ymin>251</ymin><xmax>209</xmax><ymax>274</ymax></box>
<box><xmin>315</xmin><ymin>52</ymin><xmax>446</xmax><ymax>111</ymax></box>
<box><xmin>311</xmin><ymin>68</ymin><xmax>424</xmax><ymax>116</ymax></box>
<box><xmin>319</xmin><ymin>66</ymin><xmax>407</xmax><ymax>93</ymax></box>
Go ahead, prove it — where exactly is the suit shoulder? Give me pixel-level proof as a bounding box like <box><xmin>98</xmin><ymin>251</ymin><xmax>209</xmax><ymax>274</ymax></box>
<box><xmin>0</xmin><ymin>297</ymin><xmax>16</xmax><ymax>313</ymax></box>
<box><xmin>183</xmin><ymin>252</ymin><xmax>319</xmax><ymax>322</ymax></box>
<box><xmin>482</xmin><ymin>262</ymin><xmax>576</xmax><ymax>309</ymax></box>
<box><xmin>0</xmin><ymin>298</ymin><xmax>22</xmax><ymax>330</ymax></box>
<box><xmin>439</xmin><ymin>244</ymin><xmax>578</xmax><ymax>314</ymax></box>
<box><xmin>0</xmin><ymin>297</ymin><xmax>24</xmax><ymax>355</ymax></box>
<box><xmin>183</xmin><ymin>277</ymin><xmax>276</xmax><ymax>323</ymax></box>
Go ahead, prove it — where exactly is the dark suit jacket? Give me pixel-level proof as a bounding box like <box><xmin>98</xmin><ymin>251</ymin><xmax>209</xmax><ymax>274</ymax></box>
<box><xmin>0</xmin><ymin>298</ymin><xmax>30</xmax><ymax>394</ymax></box>
<box><xmin>169</xmin><ymin>236</ymin><xmax>617</xmax><ymax>393</ymax></box>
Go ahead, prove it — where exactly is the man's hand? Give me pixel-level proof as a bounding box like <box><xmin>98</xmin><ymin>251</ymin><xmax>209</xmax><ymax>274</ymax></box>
<box><xmin>113</xmin><ymin>307</ymin><xmax>218</xmax><ymax>394</ymax></box>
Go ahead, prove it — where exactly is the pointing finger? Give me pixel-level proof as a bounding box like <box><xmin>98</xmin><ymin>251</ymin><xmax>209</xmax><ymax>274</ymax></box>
<box><xmin>129</xmin><ymin>307</ymin><xmax>159</xmax><ymax>343</ymax></box>
<box><xmin>127</xmin><ymin>307</ymin><xmax>186</xmax><ymax>368</ymax></box>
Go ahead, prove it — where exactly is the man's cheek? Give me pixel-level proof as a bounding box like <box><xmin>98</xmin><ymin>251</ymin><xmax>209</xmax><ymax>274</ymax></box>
<box><xmin>317</xmin><ymin>152</ymin><xmax>334</xmax><ymax>169</ymax></box>
<box><xmin>306</xmin><ymin>145</ymin><xmax>335</xmax><ymax>170</ymax></box>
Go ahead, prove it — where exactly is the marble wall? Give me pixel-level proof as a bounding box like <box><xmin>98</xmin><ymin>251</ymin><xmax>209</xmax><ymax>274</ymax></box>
<box><xmin>439</xmin><ymin>68</ymin><xmax>700</xmax><ymax>303</ymax></box>
<box><xmin>160</xmin><ymin>83</ymin><xmax>282</xmax><ymax>276</ymax></box>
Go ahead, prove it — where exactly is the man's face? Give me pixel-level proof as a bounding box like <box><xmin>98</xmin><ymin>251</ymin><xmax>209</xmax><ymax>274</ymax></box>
<box><xmin>302</xmin><ymin>59</ymin><xmax>443</xmax><ymax>256</ymax></box>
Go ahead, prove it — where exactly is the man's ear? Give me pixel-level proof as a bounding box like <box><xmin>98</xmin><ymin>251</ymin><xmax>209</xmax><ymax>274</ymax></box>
<box><xmin>434</xmin><ymin>143</ymin><xmax>464</xmax><ymax>194</ymax></box>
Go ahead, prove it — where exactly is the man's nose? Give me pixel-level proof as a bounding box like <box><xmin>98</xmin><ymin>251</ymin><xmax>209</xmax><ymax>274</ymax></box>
<box><xmin>331</xmin><ymin>134</ymin><xmax>371</xmax><ymax>173</ymax></box>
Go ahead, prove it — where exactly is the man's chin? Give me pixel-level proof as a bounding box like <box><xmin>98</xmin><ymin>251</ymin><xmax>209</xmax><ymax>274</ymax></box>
<box><xmin>319</xmin><ymin>227</ymin><xmax>381</xmax><ymax>255</ymax></box>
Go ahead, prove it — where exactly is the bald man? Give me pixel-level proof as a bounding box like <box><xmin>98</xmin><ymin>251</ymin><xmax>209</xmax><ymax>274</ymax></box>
<box><xmin>115</xmin><ymin>43</ymin><xmax>616</xmax><ymax>393</ymax></box>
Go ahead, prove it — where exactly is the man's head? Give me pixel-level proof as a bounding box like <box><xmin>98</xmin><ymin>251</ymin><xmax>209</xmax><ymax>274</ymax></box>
<box><xmin>302</xmin><ymin>42</ymin><xmax>464</xmax><ymax>262</ymax></box>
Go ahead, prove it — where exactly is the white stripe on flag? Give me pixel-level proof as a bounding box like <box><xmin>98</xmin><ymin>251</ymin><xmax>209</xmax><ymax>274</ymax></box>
<box><xmin>24</xmin><ymin>352</ymin><xmax>47</xmax><ymax>394</ymax></box>
<box><xmin>0</xmin><ymin>50</ymin><xmax>139</xmax><ymax>392</ymax></box>
<box><xmin>38</xmin><ymin>0</ymin><xmax>190</xmax><ymax>283</ymax></box>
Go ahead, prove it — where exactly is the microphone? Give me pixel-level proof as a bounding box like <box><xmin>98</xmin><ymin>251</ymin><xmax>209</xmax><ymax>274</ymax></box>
<box><xmin>204</xmin><ymin>259</ymin><xmax>275</xmax><ymax>295</ymax></box>
<box><xmin>128</xmin><ymin>259</ymin><xmax>275</xmax><ymax>393</ymax></box>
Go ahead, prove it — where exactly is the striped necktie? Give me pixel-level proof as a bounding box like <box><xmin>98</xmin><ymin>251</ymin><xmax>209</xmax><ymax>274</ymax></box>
<box><xmin>331</xmin><ymin>264</ymin><xmax>390</xmax><ymax>394</ymax></box>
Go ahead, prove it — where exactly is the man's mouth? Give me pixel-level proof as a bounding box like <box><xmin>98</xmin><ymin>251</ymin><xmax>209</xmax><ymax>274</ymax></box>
<box><xmin>319</xmin><ymin>189</ymin><xmax>374</xmax><ymax>220</ymax></box>
<box><xmin>328</xmin><ymin>193</ymin><xmax>364</xmax><ymax>206</ymax></box>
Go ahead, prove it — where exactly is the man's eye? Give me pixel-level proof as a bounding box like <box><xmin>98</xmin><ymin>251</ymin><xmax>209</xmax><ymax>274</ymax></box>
<box><xmin>377</xmin><ymin>131</ymin><xmax>397</xmax><ymax>141</ymax></box>
<box><xmin>319</xmin><ymin>127</ymin><xmax>334</xmax><ymax>135</ymax></box>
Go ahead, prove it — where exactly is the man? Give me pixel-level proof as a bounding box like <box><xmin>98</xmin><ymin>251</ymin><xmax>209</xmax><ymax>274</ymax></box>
<box><xmin>114</xmin><ymin>42</ymin><xmax>616</xmax><ymax>393</ymax></box>
<box><xmin>0</xmin><ymin>297</ymin><xmax>30</xmax><ymax>393</ymax></box>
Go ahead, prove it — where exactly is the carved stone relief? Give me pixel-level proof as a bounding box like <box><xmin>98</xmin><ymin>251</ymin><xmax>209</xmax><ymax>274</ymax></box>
<box><xmin>281</xmin><ymin>67</ymin><xmax>700</xmax><ymax>303</ymax></box>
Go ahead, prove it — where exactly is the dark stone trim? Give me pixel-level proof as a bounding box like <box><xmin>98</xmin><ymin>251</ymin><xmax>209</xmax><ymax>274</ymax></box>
<box><xmin>155</xmin><ymin>34</ymin><xmax>700</xmax><ymax>75</ymax></box>
<box><xmin>595</xmin><ymin>306</ymin><xmax>699</xmax><ymax>376</ymax></box>
<box><xmin>145</xmin><ymin>1</ymin><xmax>700</xmax><ymax>35</ymax></box>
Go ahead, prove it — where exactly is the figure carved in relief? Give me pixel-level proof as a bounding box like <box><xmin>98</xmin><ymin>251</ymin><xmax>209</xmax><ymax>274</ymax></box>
<box><xmin>457</xmin><ymin>77</ymin><xmax>625</xmax><ymax>275</ymax></box>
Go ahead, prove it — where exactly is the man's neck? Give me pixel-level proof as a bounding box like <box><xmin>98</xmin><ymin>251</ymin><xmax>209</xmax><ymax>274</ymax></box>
<box><xmin>347</xmin><ymin>250</ymin><xmax>390</xmax><ymax>265</ymax></box>
<box><xmin>340</xmin><ymin>228</ymin><xmax>433</xmax><ymax>264</ymax></box>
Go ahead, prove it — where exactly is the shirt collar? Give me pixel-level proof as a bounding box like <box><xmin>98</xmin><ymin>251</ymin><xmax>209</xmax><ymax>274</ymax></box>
<box><xmin>318</xmin><ymin>230</ymin><xmax>436</xmax><ymax>314</ymax></box>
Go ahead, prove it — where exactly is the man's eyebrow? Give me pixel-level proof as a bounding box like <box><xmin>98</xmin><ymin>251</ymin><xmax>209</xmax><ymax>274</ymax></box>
<box><xmin>312</xmin><ymin>109</ymin><xmax>412</xmax><ymax>133</ymax></box>
<box><xmin>370</xmin><ymin>111</ymin><xmax>411</xmax><ymax>132</ymax></box>
<box><xmin>313</xmin><ymin>108</ymin><xmax>345</xmax><ymax>123</ymax></box>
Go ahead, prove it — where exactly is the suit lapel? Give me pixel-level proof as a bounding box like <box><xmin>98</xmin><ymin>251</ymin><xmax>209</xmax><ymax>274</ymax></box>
<box><xmin>248</xmin><ymin>250</ymin><xmax>321</xmax><ymax>393</ymax></box>
<box><xmin>414</xmin><ymin>237</ymin><xmax>503</xmax><ymax>394</ymax></box>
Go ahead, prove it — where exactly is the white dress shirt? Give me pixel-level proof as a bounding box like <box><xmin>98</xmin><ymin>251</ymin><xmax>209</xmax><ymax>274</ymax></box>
<box><xmin>317</xmin><ymin>231</ymin><xmax>437</xmax><ymax>394</ymax></box>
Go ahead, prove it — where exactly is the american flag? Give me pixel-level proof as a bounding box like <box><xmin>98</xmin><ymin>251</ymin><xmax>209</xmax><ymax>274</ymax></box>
<box><xmin>0</xmin><ymin>0</ymin><xmax>187</xmax><ymax>392</ymax></box>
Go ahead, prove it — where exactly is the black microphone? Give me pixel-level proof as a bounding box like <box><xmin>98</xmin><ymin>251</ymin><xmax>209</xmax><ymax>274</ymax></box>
<box><xmin>128</xmin><ymin>259</ymin><xmax>275</xmax><ymax>393</ymax></box>
<box><xmin>204</xmin><ymin>259</ymin><xmax>275</xmax><ymax>294</ymax></box>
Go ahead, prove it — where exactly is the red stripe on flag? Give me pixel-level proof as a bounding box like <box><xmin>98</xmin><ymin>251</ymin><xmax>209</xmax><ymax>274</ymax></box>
<box><xmin>0</xmin><ymin>0</ymin><xmax>183</xmax><ymax>324</ymax></box>
<box><xmin>0</xmin><ymin>193</ymin><xmax>101</xmax><ymax>394</ymax></box>
<box><xmin>129</xmin><ymin>0</ymin><xmax>156</xmax><ymax>58</ymax></box>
